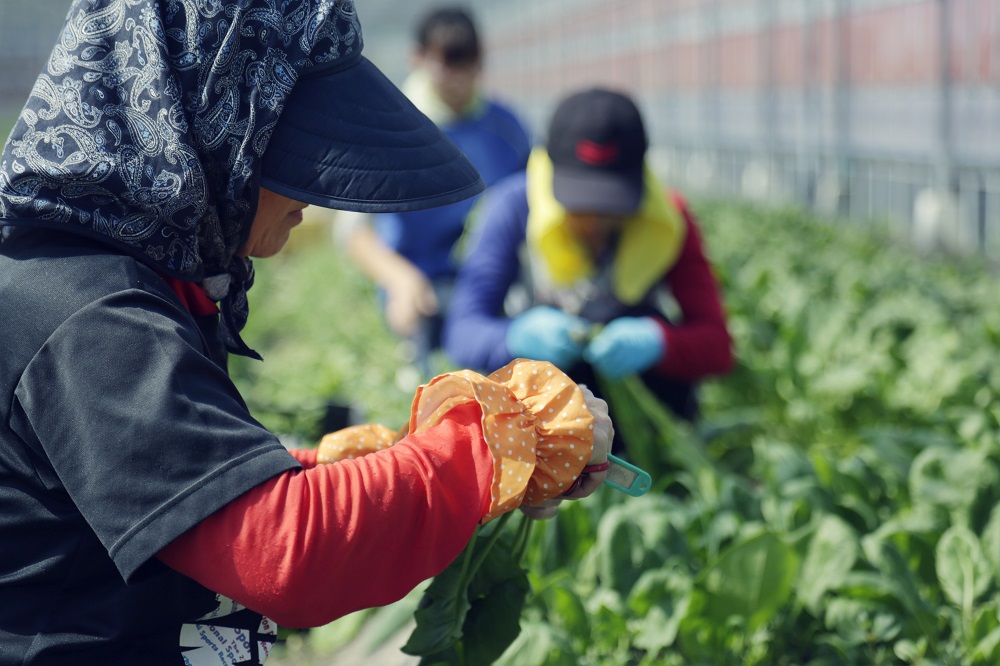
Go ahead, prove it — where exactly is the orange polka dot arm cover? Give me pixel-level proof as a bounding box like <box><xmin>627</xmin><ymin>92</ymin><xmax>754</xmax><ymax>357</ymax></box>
<box><xmin>318</xmin><ymin>359</ymin><xmax>595</xmax><ymax>523</ymax></box>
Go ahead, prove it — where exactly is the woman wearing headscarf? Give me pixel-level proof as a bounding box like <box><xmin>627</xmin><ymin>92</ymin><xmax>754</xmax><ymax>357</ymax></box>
<box><xmin>0</xmin><ymin>1</ymin><xmax>612</xmax><ymax>662</ymax></box>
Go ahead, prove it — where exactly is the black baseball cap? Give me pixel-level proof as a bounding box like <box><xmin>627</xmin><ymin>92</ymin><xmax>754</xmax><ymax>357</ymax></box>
<box><xmin>545</xmin><ymin>88</ymin><xmax>648</xmax><ymax>214</ymax></box>
<box><xmin>260</xmin><ymin>2</ymin><xmax>484</xmax><ymax>214</ymax></box>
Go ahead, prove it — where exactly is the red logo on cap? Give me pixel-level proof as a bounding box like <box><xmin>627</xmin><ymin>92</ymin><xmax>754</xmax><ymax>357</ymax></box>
<box><xmin>575</xmin><ymin>139</ymin><xmax>619</xmax><ymax>166</ymax></box>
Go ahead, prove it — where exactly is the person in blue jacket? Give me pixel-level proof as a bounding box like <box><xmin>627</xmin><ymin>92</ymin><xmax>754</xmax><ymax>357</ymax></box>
<box><xmin>344</xmin><ymin>6</ymin><xmax>532</xmax><ymax>379</ymax></box>
<box><xmin>444</xmin><ymin>88</ymin><xmax>734</xmax><ymax>441</ymax></box>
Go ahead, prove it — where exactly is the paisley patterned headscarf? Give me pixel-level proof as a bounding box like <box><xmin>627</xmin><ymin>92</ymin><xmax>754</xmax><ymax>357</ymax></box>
<box><xmin>0</xmin><ymin>0</ymin><xmax>366</xmax><ymax>357</ymax></box>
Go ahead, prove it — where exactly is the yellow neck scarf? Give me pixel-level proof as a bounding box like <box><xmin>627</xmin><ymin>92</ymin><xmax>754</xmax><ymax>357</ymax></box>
<box><xmin>525</xmin><ymin>149</ymin><xmax>686</xmax><ymax>304</ymax></box>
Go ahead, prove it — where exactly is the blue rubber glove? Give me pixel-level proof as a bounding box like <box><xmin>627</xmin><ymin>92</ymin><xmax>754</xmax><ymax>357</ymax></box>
<box><xmin>505</xmin><ymin>306</ymin><xmax>589</xmax><ymax>369</ymax></box>
<box><xmin>584</xmin><ymin>317</ymin><xmax>666</xmax><ymax>380</ymax></box>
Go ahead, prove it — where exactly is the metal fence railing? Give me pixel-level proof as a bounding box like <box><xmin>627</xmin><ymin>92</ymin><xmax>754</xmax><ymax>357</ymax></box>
<box><xmin>654</xmin><ymin>144</ymin><xmax>1000</xmax><ymax>259</ymax></box>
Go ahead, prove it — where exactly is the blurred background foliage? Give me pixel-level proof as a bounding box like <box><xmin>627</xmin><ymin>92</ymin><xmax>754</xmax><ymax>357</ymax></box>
<box><xmin>229</xmin><ymin>221</ymin><xmax>418</xmax><ymax>442</ymax></box>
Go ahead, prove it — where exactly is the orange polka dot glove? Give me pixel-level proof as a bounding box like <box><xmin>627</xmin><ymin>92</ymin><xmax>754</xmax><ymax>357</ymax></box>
<box><xmin>316</xmin><ymin>359</ymin><xmax>595</xmax><ymax>524</ymax></box>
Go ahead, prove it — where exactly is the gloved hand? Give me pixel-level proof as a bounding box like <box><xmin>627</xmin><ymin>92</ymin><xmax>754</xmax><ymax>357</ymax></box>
<box><xmin>584</xmin><ymin>317</ymin><xmax>666</xmax><ymax>380</ymax></box>
<box><xmin>505</xmin><ymin>306</ymin><xmax>588</xmax><ymax>369</ymax></box>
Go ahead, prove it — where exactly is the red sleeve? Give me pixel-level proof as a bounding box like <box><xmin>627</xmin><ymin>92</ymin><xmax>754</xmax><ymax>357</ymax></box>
<box><xmin>653</xmin><ymin>194</ymin><xmax>734</xmax><ymax>380</ymax></box>
<box><xmin>157</xmin><ymin>401</ymin><xmax>494</xmax><ymax>628</ymax></box>
<box><xmin>287</xmin><ymin>447</ymin><xmax>318</xmax><ymax>468</ymax></box>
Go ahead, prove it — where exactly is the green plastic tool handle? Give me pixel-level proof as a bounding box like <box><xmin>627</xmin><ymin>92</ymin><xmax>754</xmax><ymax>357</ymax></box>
<box><xmin>604</xmin><ymin>454</ymin><xmax>651</xmax><ymax>497</ymax></box>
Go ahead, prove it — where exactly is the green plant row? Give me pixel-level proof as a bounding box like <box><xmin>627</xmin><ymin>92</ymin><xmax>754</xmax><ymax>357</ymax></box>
<box><xmin>238</xmin><ymin>202</ymin><xmax>1000</xmax><ymax>665</ymax></box>
<box><xmin>484</xmin><ymin>203</ymin><xmax>1000</xmax><ymax>665</ymax></box>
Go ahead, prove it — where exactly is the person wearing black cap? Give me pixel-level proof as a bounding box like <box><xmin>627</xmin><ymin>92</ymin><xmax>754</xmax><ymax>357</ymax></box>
<box><xmin>341</xmin><ymin>6</ymin><xmax>531</xmax><ymax>380</ymax></box>
<box><xmin>0</xmin><ymin>1</ymin><xmax>612</xmax><ymax>661</ymax></box>
<box><xmin>444</xmin><ymin>87</ymin><xmax>734</xmax><ymax>438</ymax></box>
